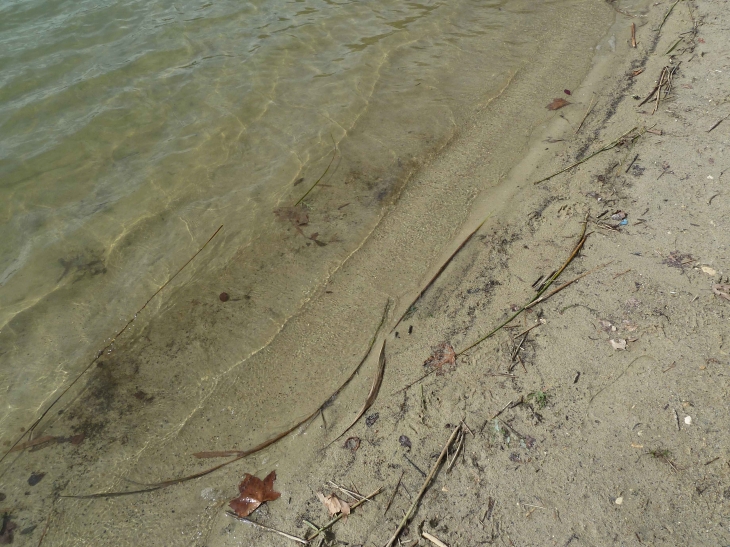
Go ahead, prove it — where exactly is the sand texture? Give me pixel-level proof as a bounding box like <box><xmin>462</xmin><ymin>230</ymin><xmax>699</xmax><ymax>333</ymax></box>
<box><xmin>1</xmin><ymin>1</ymin><xmax>729</xmax><ymax>545</ymax></box>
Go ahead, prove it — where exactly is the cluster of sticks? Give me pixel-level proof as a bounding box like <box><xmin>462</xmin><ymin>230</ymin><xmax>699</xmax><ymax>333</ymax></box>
<box><xmin>639</xmin><ymin>64</ymin><xmax>680</xmax><ymax>114</ymax></box>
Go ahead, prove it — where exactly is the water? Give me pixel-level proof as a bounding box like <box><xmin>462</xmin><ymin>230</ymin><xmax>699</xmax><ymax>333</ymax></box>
<box><xmin>0</xmin><ymin>0</ymin><xmax>648</xmax><ymax>542</ymax></box>
<box><xmin>0</xmin><ymin>0</ymin><xmax>554</xmax><ymax>437</ymax></box>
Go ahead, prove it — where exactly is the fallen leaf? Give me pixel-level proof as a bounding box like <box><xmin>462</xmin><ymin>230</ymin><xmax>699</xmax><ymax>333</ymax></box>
<box><xmin>274</xmin><ymin>206</ymin><xmax>309</xmax><ymax>226</ymax></box>
<box><xmin>423</xmin><ymin>342</ymin><xmax>456</xmax><ymax>374</ymax></box>
<box><xmin>344</xmin><ymin>437</ymin><xmax>360</xmax><ymax>451</ymax></box>
<box><xmin>610</xmin><ymin>339</ymin><xmax>627</xmax><ymax>350</ymax></box>
<box><xmin>317</xmin><ymin>492</ymin><xmax>350</xmax><ymax>517</ymax></box>
<box><xmin>546</xmin><ymin>98</ymin><xmax>570</xmax><ymax>111</ymax></box>
<box><xmin>712</xmin><ymin>284</ymin><xmax>730</xmax><ymax>302</ymax></box>
<box><xmin>229</xmin><ymin>471</ymin><xmax>281</xmax><ymax>517</ymax></box>
<box><xmin>700</xmin><ymin>266</ymin><xmax>716</xmax><ymax>276</ymax></box>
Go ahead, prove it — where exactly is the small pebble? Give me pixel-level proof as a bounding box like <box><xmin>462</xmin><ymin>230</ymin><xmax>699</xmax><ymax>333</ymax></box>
<box><xmin>28</xmin><ymin>472</ymin><xmax>45</xmax><ymax>486</ymax></box>
<box><xmin>615</xmin><ymin>496</ymin><xmax>623</xmax><ymax>505</ymax></box>
<box><xmin>219</xmin><ymin>292</ymin><xmax>230</xmax><ymax>302</ymax></box>
<box><xmin>684</xmin><ymin>416</ymin><xmax>692</xmax><ymax>425</ymax></box>
<box><xmin>399</xmin><ymin>435</ymin><xmax>412</xmax><ymax>449</ymax></box>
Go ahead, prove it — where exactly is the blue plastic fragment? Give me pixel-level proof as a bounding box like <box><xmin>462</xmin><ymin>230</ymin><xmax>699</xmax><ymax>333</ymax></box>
<box><xmin>619</xmin><ymin>219</ymin><xmax>628</xmax><ymax>226</ymax></box>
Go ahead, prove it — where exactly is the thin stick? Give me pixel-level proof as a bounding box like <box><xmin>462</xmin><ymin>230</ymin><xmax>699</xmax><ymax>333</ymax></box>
<box><xmin>392</xmin><ymin>215</ymin><xmax>491</xmax><ymax>330</ymax></box>
<box><xmin>707</xmin><ymin>112</ymin><xmax>730</xmax><ymax>132</ymax></box>
<box><xmin>457</xmin><ymin>217</ymin><xmax>590</xmax><ymax>356</ymax></box>
<box><xmin>384</xmin><ymin>425</ymin><xmax>462</xmax><ymax>547</ymax></box>
<box><xmin>625</xmin><ymin>154</ymin><xmax>639</xmax><ymax>173</ymax></box>
<box><xmin>534</xmin><ymin>126</ymin><xmax>638</xmax><ymax>185</ymax></box>
<box><xmin>327</xmin><ymin>340</ymin><xmax>387</xmax><ymax>446</ymax></box>
<box><xmin>657</xmin><ymin>0</ymin><xmax>680</xmax><ymax>35</ymax></box>
<box><xmin>384</xmin><ymin>471</ymin><xmax>405</xmax><ymax>515</ymax></box>
<box><xmin>328</xmin><ymin>481</ymin><xmax>365</xmax><ymax>502</ymax></box>
<box><xmin>391</xmin><ymin>369</ymin><xmax>436</xmax><ymax>395</ymax></box>
<box><xmin>1</xmin><ymin>224</ymin><xmax>223</xmax><ymax>466</ymax></box>
<box><xmin>575</xmin><ymin>95</ymin><xmax>596</xmax><ymax>134</ymax></box>
<box><xmin>422</xmin><ymin>531</ymin><xmax>449</xmax><ymax>547</ymax></box>
<box><xmin>631</xmin><ymin>23</ymin><xmax>637</xmax><ymax>48</ymax></box>
<box><xmin>226</xmin><ymin>513</ymin><xmax>309</xmax><ymax>545</ymax></box>
<box><xmin>295</xmin><ymin>137</ymin><xmax>337</xmax><ymax>206</ymax></box>
<box><xmin>307</xmin><ymin>487</ymin><xmax>382</xmax><ymax>540</ymax></box>
<box><xmin>665</xmin><ymin>37</ymin><xmax>682</xmax><ymax>56</ymax></box>
<box><xmin>525</xmin><ymin>262</ymin><xmax>612</xmax><ymax>310</ymax></box>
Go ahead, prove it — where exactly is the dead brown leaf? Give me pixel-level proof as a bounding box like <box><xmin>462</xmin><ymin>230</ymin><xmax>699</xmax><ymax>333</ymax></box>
<box><xmin>423</xmin><ymin>342</ymin><xmax>456</xmax><ymax>375</ymax></box>
<box><xmin>274</xmin><ymin>205</ymin><xmax>309</xmax><ymax>226</ymax></box>
<box><xmin>546</xmin><ymin>98</ymin><xmax>571</xmax><ymax>111</ymax></box>
<box><xmin>317</xmin><ymin>492</ymin><xmax>350</xmax><ymax>517</ymax></box>
<box><xmin>713</xmin><ymin>284</ymin><xmax>730</xmax><ymax>302</ymax></box>
<box><xmin>229</xmin><ymin>471</ymin><xmax>281</xmax><ymax>518</ymax></box>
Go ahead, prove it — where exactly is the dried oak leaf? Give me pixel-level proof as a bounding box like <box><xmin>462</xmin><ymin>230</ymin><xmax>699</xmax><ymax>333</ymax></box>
<box><xmin>317</xmin><ymin>492</ymin><xmax>350</xmax><ymax>517</ymax></box>
<box><xmin>546</xmin><ymin>98</ymin><xmax>570</xmax><ymax>111</ymax></box>
<box><xmin>229</xmin><ymin>471</ymin><xmax>281</xmax><ymax>518</ymax></box>
<box><xmin>274</xmin><ymin>205</ymin><xmax>309</xmax><ymax>226</ymax></box>
<box><xmin>423</xmin><ymin>342</ymin><xmax>456</xmax><ymax>375</ymax></box>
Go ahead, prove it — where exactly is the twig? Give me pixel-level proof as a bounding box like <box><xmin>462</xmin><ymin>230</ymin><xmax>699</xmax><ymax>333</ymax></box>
<box><xmin>631</xmin><ymin>23</ymin><xmax>637</xmax><ymax>48</ymax></box>
<box><xmin>384</xmin><ymin>471</ymin><xmax>405</xmax><ymax>515</ymax></box>
<box><xmin>392</xmin><ymin>369</ymin><xmax>435</xmax><ymax>395</ymax></box>
<box><xmin>534</xmin><ymin>126</ymin><xmax>638</xmax><ymax>185</ymax></box>
<box><xmin>613</xmin><ymin>268</ymin><xmax>632</xmax><ymax>279</ymax></box>
<box><xmin>707</xmin><ymin>112</ymin><xmax>730</xmax><ymax>133</ymax></box>
<box><xmin>457</xmin><ymin>216</ymin><xmax>590</xmax><ymax>356</ymax></box>
<box><xmin>328</xmin><ymin>481</ymin><xmax>365</xmax><ymax>502</ymax></box>
<box><xmin>525</xmin><ymin>262</ymin><xmax>613</xmax><ymax>310</ymax></box>
<box><xmin>665</xmin><ymin>37</ymin><xmax>683</xmax><ymax>56</ymax></box>
<box><xmin>1</xmin><ymin>224</ymin><xmax>224</xmax><ymax>466</ymax></box>
<box><xmin>657</xmin><ymin>0</ymin><xmax>680</xmax><ymax>35</ymax></box>
<box><xmin>384</xmin><ymin>425</ymin><xmax>462</xmax><ymax>547</ymax></box>
<box><xmin>625</xmin><ymin>154</ymin><xmax>639</xmax><ymax>173</ymax></box>
<box><xmin>422</xmin><ymin>531</ymin><xmax>449</xmax><ymax>547</ymax></box>
<box><xmin>446</xmin><ymin>430</ymin><xmax>464</xmax><ymax>472</ymax></box>
<box><xmin>307</xmin><ymin>487</ymin><xmax>383</xmax><ymax>540</ymax></box>
<box><xmin>295</xmin><ymin>137</ymin><xmax>337</xmax><ymax>206</ymax></box>
<box><xmin>226</xmin><ymin>513</ymin><xmax>309</xmax><ymax>545</ymax></box>
<box><xmin>392</xmin><ymin>215</ymin><xmax>491</xmax><ymax>330</ymax></box>
<box><xmin>575</xmin><ymin>95</ymin><xmax>596</xmax><ymax>134</ymax></box>
<box><xmin>327</xmin><ymin>340</ymin><xmax>387</xmax><ymax>446</ymax></box>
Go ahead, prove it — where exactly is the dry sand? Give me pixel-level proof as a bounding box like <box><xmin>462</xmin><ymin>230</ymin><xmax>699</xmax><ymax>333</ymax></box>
<box><xmin>2</xmin><ymin>0</ymin><xmax>729</xmax><ymax>545</ymax></box>
<box><xmin>216</xmin><ymin>1</ymin><xmax>730</xmax><ymax>545</ymax></box>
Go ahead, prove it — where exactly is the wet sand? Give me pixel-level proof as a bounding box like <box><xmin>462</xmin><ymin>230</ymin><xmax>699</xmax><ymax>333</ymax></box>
<box><xmin>2</xmin><ymin>0</ymin><xmax>730</xmax><ymax>545</ymax></box>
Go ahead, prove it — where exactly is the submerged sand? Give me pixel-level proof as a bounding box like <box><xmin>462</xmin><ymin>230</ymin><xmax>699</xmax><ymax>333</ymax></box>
<box><xmin>2</xmin><ymin>0</ymin><xmax>730</xmax><ymax>545</ymax></box>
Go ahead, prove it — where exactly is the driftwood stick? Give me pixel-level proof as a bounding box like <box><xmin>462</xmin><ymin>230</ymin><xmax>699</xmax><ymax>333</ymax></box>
<box><xmin>226</xmin><ymin>513</ymin><xmax>309</xmax><ymax>545</ymax></box>
<box><xmin>384</xmin><ymin>424</ymin><xmax>461</xmax><ymax>547</ymax></box>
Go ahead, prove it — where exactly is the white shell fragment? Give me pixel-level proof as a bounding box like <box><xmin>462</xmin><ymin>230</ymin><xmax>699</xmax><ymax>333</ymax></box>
<box><xmin>610</xmin><ymin>339</ymin><xmax>627</xmax><ymax>350</ymax></box>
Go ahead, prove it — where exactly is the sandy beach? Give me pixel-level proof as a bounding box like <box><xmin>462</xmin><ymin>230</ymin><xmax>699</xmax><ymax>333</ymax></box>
<box><xmin>2</xmin><ymin>0</ymin><xmax>729</xmax><ymax>545</ymax></box>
